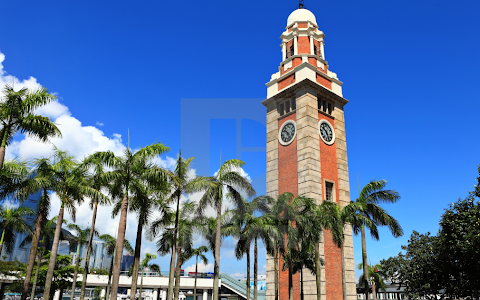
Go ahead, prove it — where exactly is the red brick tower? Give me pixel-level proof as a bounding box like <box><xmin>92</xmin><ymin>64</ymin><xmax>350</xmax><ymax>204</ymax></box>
<box><xmin>263</xmin><ymin>7</ymin><xmax>356</xmax><ymax>300</ymax></box>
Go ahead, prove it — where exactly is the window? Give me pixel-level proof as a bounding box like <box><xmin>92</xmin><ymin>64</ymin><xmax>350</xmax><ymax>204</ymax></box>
<box><xmin>278</xmin><ymin>98</ymin><xmax>296</xmax><ymax>116</ymax></box>
<box><xmin>314</xmin><ymin>44</ymin><xmax>318</xmax><ymax>56</ymax></box>
<box><xmin>323</xmin><ymin>179</ymin><xmax>336</xmax><ymax>202</ymax></box>
<box><xmin>317</xmin><ymin>97</ymin><xmax>333</xmax><ymax>115</ymax></box>
<box><xmin>287</xmin><ymin>44</ymin><xmax>294</xmax><ymax>58</ymax></box>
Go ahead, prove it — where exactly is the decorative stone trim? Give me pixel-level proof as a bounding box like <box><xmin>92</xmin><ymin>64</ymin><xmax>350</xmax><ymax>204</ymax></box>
<box><xmin>278</xmin><ymin>120</ymin><xmax>297</xmax><ymax>146</ymax></box>
<box><xmin>319</xmin><ymin>119</ymin><xmax>335</xmax><ymax>145</ymax></box>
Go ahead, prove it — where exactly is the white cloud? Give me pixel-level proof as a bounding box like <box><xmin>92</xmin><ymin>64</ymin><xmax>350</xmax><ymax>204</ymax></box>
<box><xmin>184</xmin><ymin>262</ymin><xmax>214</xmax><ymax>274</ymax></box>
<box><xmin>96</xmin><ymin>122</ymin><xmax>104</xmax><ymax>127</ymax></box>
<box><xmin>0</xmin><ymin>51</ymin><xmax>174</xmax><ymax>263</ymax></box>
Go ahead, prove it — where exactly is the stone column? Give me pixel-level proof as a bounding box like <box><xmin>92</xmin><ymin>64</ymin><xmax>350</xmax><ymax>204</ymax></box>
<box><xmin>101</xmin><ymin>288</ymin><xmax>106</xmax><ymax>298</ymax></box>
<box><xmin>295</xmin><ymin>86</ymin><xmax>324</xmax><ymax>300</ymax></box>
<box><xmin>265</xmin><ymin>99</ymin><xmax>279</xmax><ymax>300</ymax></box>
<box><xmin>153</xmin><ymin>289</ymin><xmax>158</xmax><ymax>300</ymax></box>
<box><xmin>282</xmin><ymin>43</ymin><xmax>286</xmax><ymax>61</ymax></box>
<box><xmin>320</xmin><ymin>41</ymin><xmax>325</xmax><ymax>60</ymax></box>
<box><xmin>333</xmin><ymin>103</ymin><xmax>356</xmax><ymax>300</ymax></box>
<box><xmin>309</xmin><ymin>35</ymin><xmax>314</xmax><ymax>55</ymax></box>
<box><xmin>293</xmin><ymin>34</ymin><xmax>298</xmax><ymax>55</ymax></box>
<box><xmin>203</xmin><ymin>290</ymin><xmax>208</xmax><ymax>300</ymax></box>
<box><xmin>161</xmin><ymin>289</ymin><xmax>167</xmax><ymax>300</ymax></box>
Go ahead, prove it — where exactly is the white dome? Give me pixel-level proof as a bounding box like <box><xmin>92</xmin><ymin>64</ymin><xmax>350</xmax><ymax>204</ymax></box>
<box><xmin>286</xmin><ymin>8</ymin><xmax>317</xmax><ymax>27</ymax></box>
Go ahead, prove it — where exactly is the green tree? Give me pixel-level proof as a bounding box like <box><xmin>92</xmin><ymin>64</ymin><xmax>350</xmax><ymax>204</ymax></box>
<box><xmin>29</xmin><ymin>148</ymin><xmax>107</xmax><ymax>300</ymax></box>
<box><xmin>353</xmin><ymin>180</ymin><xmax>403</xmax><ymax>300</ymax></box>
<box><xmin>162</xmin><ymin>153</ymin><xmax>205</xmax><ymax>300</ymax></box>
<box><xmin>95</xmin><ymin>142</ymin><xmax>170</xmax><ymax>300</ymax></box>
<box><xmin>188</xmin><ymin>246</ymin><xmax>208</xmax><ymax>300</ymax></box>
<box><xmin>380</xmin><ymin>231</ymin><xmax>443</xmax><ymax>299</ymax></box>
<box><xmin>20</xmin><ymin>217</ymin><xmax>68</xmax><ymax>300</ymax></box>
<box><xmin>35</xmin><ymin>253</ymin><xmax>77</xmax><ymax>300</ymax></box>
<box><xmin>98</xmin><ymin>234</ymin><xmax>134</xmax><ymax>300</ymax></box>
<box><xmin>122</xmin><ymin>186</ymin><xmax>168</xmax><ymax>298</ymax></box>
<box><xmin>79</xmin><ymin>154</ymin><xmax>111</xmax><ymax>300</ymax></box>
<box><xmin>192</xmin><ymin>158</ymin><xmax>255</xmax><ymax>300</ymax></box>
<box><xmin>309</xmin><ymin>201</ymin><xmax>342</xmax><ymax>300</ymax></box>
<box><xmin>19</xmin><ymin>158</ymin><xmax>55</xmax><ymax>300</ymax></box>
<box><xmin>439</xmin><ymin>195</ymin><xmax>480</xmax><ymax>298</ymax></box>
<box><xmin>138</xmin><ymin>253</ymin><xmax>160</xmax><ymax>299</ymax></box>
<box><xmin>227</xmin><ymin>196</ymin><xmax>275</xmax><ymax>300</ymax></box>
<box><xmin>150</xmin><ymin>201</ymin><xmax>197</xmax><ymax>300</ymax></box>
<box><xmin>357</xmin><ymin>263</ymin><xmax>386</xmax><ymax>300</ymax></box>
<box><xmin>0</xmin><ymin>205</ymin><xmax>34</xmax><ymax>254</ymax></box>
<box><xmin>0</xmin><ymin>84</ymin><xmax>61</xmax><ymax>172</ymax></box>
<box><xmin>67</xmin><ymin>224</ymin><xmax>98</xmax><ymax>300</ymax></box>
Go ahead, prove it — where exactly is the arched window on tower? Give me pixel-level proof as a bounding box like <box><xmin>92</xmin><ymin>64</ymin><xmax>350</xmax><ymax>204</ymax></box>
<box><xmin>287</xmin><ymin>44</ymin><xmax>294</xmax><ymax>58</ymax></box>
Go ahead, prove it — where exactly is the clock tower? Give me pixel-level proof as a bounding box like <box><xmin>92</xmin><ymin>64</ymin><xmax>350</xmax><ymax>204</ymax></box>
<box><xmin>263</xmin><ymin>7</ymin><xmax>356</xmax><ymax>300</ymax></box>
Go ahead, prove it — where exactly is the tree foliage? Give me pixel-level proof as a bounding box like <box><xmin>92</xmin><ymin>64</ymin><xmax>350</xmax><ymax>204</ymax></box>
<box><xmin>381</xmin><ymin>167</ymin><xmax>480</xmax><ymax>299</ymax></box>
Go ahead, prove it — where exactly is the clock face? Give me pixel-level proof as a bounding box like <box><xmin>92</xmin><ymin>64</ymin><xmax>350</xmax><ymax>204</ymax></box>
<box><xmin>319</xmin><ymin>120</ymin><xmax>335</xmax><ymax>145</ymax></box>
<box><xmin>281</xmin><ymin>123</ymin><xmax>296</xmax><ymax>143</ymax></box>
<box><xmin>278</xmin><ymin>120</ymin><xmax>296</xmax><ymax>145</ymax></box>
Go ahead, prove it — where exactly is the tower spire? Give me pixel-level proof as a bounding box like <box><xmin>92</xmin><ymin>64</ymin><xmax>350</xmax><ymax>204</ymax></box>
<box><xmin>298</xmin><ymin>0</ymin><xmax>304</xmax><ymax>9</ymax></box>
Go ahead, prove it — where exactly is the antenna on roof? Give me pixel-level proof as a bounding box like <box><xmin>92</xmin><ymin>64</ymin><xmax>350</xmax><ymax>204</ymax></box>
<box><xmin>298</xmin><ymin>0</ymin><xmax>304</xmax><ymax>9</ymax></box>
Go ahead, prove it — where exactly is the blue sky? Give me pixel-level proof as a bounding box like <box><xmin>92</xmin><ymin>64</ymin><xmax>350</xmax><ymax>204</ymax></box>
<box><xmin>1</xmin><ymin>0</ymin><xmax>480</xmax><ymax>281</ymax></box>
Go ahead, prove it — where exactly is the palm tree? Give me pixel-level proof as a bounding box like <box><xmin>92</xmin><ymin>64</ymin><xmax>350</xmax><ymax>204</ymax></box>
<box><xmin>20</xmin><ymin>217</ymin><xmax>67</xmax><ymax>300</ymax></box>
<box><xmin>162</xmin><ymin>153</ymin><xmax>205</xmax><ymax>300</ymax></box>
<box><xmin>96</xmin><ymin>142</ymin><xmax>170</xmax><ymax>300</ymax></box>
<box><xmin>0</xmin><ymin>205</ymin><xmax>34</xmax><ymax>254</ymax></box>
<box><xmin>98</xmin><ymin>234</ymin><xmax>133</xmax><ymax>300</ymax></box>
<box><xmin>122</xmin><ymin>186</ymin><xmax>168</xmax><ymax>298</ymax></box>
<box><xmin>192</xmin><ymin>158</ymin><xmax>255</xmax><ymax>300</ymax></box>
<box><xmin>32</xmin><ymin>148</ymin><xmax>107</xmax><ymax>300</ymax></box>
<box><xmin>308</xmin><ymin>201</ymin><xmax>343</xmax><ymax>300</ymax></box>
<box><xmin>150</xmin><ymin>201</ymin><xmax>197</xmax><ymax>300</ymax></box>
<box><xmin>138</xmin><ymin>253</ymin><xmax>160</xmax><ymax>299</ymax></box>
<box><xmin>353</xmin><ymin>180</ymin><xmax>403</xmax><ymax>300</ymax></box>
<box><xmin>67</xmin><ymin>224</ymin><xmax>98</xmax><ymax>300</ymax></box>
<box><xmin>0</xmin><ymin>84</ymin><xmax>61</xmax><ymax>172</ymax></box>
<box><xmin>188</xmin><ymin>246</ymin><xmax>208</xmax><ymax>300</ymax></box>
<box><xmin>226</xmin><ymin>196</ymin><xmax>275</xmax><ymax>300</ymax></box>
<box><xmin>18</xmin><ymin>158</ymin><xmax>54</xmax><ymax>300</ymax></box>
<box><xmin>357</xmin><ymin>263</ymin><xmax>386</xmax><ymax>300</ymax></box>
<box><xmin>79</xmin><ymin>155</ymin><xmax>111</xmax><ymax>300</ymax></box>
<box><xmin>276</xmin><ymin>194</ymin><xmax>316</xmax><ymax>300</ymax></box>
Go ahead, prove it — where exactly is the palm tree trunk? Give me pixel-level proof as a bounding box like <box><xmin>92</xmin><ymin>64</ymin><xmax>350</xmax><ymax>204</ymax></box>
<box><xmin>300</xmin><ymin>268</ymin><xmax>304</xmax><ymax>300</ymax></box>
<box><xmin>315</xmin><ymin>242</ymin><xmax>322</xmax><ymax>300</ymax></box>
<box><xmin>194</xmin><ymin>257</ymin><xmax>198</xmax><ymax>300</ymax></box>
<box><xmin>173</xmin><ymin>244</ymin><xmax>182</xmax><ymax>300</ymax></box>
<box><xmin>31</xmin><ymin>244</ymin><xmax>43</xmax><ymax>300</ymax></box>
<box><xmin>0</xmin><ymin>229</ymin><xmax>5</xmax><ymax>255</ymax></box>
<box><xmin>22</xmin><ymin>192</ymin><xmax>45</xmax><ymax>300</ymax></box>
<box><xmin>246</xmin><ymin>248</ymin><xmax>250</xmax><ymax>300</ymax></box>
<box><xmin>110</xmin><ymin>193</ymin><xmax>129</xmax><ymax>300</ymax></box>
<box><xmin>167</xmin><ymin>194</ymin><xmax>181</xmax><ymax>300</ymax></box>
<box><xmin>43</xmin><ymin>202</ymin><xmax>65</xmax><ymax>300</ymax></box>
<box><xmin>288</xmin><ymin>260</ymin><xmax>293</xmax><ymax>300</ymax></box>
<box><xmin>274</xmin><ymin>245</ymin><xmax>278</xmax><ymax>300</ymax></box>
<box><xmin>106</xmin><ymin>256</ymin><xmax>114</xmax><ymax>300</ymax></box>
<box><xmin>341</xmin><ymin>243</ymin><xmax>346</xmax><ymax>300</ymax></box>
<box><xmin>70</xmin><ymin>246</ymin><xmax>82</xmax><ymax>300</ymax></box>
<box><xmin>0</xmin><ymin>128</ymin><xmax>8</xmax><ymax>173</ymax></box>
<box><xmin>213</xmin><ymin>198</ymin><xmax>222</xmax><ymax>300</ymax></box>
<box><xmin>80</xmin><ymin>202</ymin><xmax>99</xmax><ymax>300</ymax></box>
<box><xmin>254</xmin><ymin>238</ymin><xmax>258</xmax><ymax>300</ymax></box>
<box><xmin>139</xmin><ymin>270</ymin><xmax>144</xmax><ymax>300</ymax></box>
<box><xmin>371</xmin><ymin>280</ymin><xmax>376</xmax><ymax>300</ymax></box>
<box><xmin>130</xmin><ymin>222</ymin><xmax>144</xmax><ymax>298</ymax></box>
<box><xmin>361</xmin><ymin>225</ymin><xmax>369</xmax><ymax>300</ymax></box>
